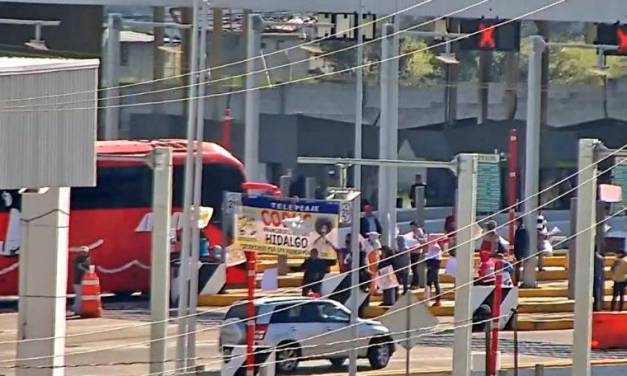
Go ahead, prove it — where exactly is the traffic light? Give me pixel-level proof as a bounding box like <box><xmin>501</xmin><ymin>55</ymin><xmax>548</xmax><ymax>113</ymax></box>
<box><xmin>459</xmin><ymin>19</ymin><xmax>521</xmax><ymax>51</ymax></box>
<box><xmin>595</xmin><ymin>23</ymin><xmax>627</xmax><ymax>56</ymax></box>
<box><xmin>478</xmin><ymin>23</ymin><xmax>496</xmax><ymax>49</ymax></box>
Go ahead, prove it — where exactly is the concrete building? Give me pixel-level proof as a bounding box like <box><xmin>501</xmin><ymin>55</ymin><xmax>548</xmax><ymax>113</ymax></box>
<box><xmin>103</xmin><ymin>30</ymin><xmax>182</xmax><ymax>83</ymax></box>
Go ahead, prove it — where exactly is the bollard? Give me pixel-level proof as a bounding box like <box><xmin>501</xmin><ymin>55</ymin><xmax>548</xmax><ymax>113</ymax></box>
<box><xmin>534</xmin><ymin>364</ymin><xmax>544</xmax><ymax>376</ymax></box>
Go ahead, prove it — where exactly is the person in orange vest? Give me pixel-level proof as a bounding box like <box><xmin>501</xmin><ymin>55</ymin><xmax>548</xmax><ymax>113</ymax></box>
<box><xmin>72</xmin><ymin>247</ymin><xmax>91</xmax><ymax>314</ymax></box>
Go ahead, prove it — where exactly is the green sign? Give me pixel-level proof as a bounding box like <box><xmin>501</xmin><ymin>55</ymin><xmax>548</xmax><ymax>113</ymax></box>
<box><xmin>477</xmin><ymin>154</ymin><xmax>501</xmax><ymax>214</ymax></box>
<box><xmin>612</xmin><ymin>161</ymin><xmax>627</xmax><ymax>206</ymax></box>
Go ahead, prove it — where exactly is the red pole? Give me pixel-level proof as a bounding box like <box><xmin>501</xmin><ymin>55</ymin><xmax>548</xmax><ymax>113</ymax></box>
<box><xmin>508</xmin><ymin>129</ymin><xmax>518</xmax><ymax>258</ymax></box>
<box><xmin>489</xmin><ymin>129</ymin><xmax>516</xmax><ymax>375</ymax></box>
<box><xmin>223</xmin><ymin>107</ymin><xmax>232</xmax><ymax>151</ymax></box>
<box><xmin>245</xmin><ymin>250</ymin><xmax>256</xmax><ymax>376</ymax></box>
<box><xmin>490</xmin><ymin>259</ymin><xmax>503</xmax><ymax>376</ymax></box>
<box><xmin>242</xmin><ymin>183</ymin><xmax>278</xmax><ymax>375</ymax></box>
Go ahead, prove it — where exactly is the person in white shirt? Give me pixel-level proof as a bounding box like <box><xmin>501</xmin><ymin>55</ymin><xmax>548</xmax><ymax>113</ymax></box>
<box><xmin>425</xmin><ymin>235</ymin><xmax>442</xmax><ymax>306</ymax></box>
<box><xmin>444</xmin><ymin>248</ymin><xmax>457</xmax><ymax>284</ymax></box>
<box><xmin>405</xmin><ymin>221</ymin><xmax>427</xmax><ymax>288</ymax></box>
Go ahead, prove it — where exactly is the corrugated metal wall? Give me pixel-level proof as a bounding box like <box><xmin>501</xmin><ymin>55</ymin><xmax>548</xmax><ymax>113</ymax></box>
<box><xmin>0</xmin><ymin>64</ymin><xmax>98</xmax><ymax>189</ymax></box>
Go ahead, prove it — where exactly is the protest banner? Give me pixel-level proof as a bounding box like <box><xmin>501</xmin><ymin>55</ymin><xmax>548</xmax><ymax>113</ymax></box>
<box><xmin>234</xmin><ymin>196</ymin><xmax>341</xmax><ymax>260</ymax></box>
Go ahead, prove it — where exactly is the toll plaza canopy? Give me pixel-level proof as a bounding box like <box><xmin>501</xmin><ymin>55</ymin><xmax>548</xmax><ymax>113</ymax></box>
<box><xmin>1</xmin><ymin>0</ymin><xmax>627</xmax><ymax>23</ymax></box>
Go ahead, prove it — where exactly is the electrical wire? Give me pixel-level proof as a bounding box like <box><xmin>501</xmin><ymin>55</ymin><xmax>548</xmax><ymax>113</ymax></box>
<box><xmin>171</xmin><ymin>202</ymin><xmax>626</xmax><ymax>374</ymax></box>
<box><xmin>0</xmin><ymin>140</ymin><xmax>623</xmax><ymax>350</ymax></box>
<box><xmin>0</xmin><ymin>0</ymin><xmax>487</xmax><ymax>110</ymax></box>
<box><xmin>0</xmin><ymin>0</ymin><xmax>566</xmax><ymax>113</ymax></box>
<box><xmin>0</xmin><ymin>0</ymin><xmax>440</xmax><ymax>105</ymax></box>
<box><xmin>2</xmin><ymin>145</ymin><xmax>622</xmax><ymax>365</ymax></box>
<box><xmin>4</xmin><ymin>195</ymin><xmax>624</xmax><ymax>370</ymax></box>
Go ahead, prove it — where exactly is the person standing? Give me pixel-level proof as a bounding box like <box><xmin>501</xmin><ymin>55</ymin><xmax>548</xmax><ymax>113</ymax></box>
<box><xmin>425</xmin><ymin>237</ymin><xmax>442</xmax><ymax>306</ymax></box>
<box><xmin>72</xmin><ymin>247</ymin><xmax>91</xmax><ymax>314</ymax></box>
<box><xmin>405</xmin><ymin>221</ymin><xmax>427</xmax><ymax>288</ymax></box>
<box><xmin>444</xmin><ymin>209</ymin><xmax>456</xmax><ymax>248</ymax></box>
<box><xmin>513</xmin><ymin>218</ymin><xmax>529</xmax><ymax>284</ymax></box>
<box><xmin>445</xmin><ymin>248</ymin><xmax>457</xmax><ymax>284</ymax></box>
<box><xmin>537</xmin><ymin>215</ymin><xmax>551</xmax><ymax>272</ymax></box>
<box><xmin>394</xmin><ymin>234</ymin><xmax>410</xmax><ymax>296</ymax></box>
<box><xmin>409</xmin><ymin>174</ymin><xmax>427</xmax><ymax>208</ymax></box>
<box><xmin>298</xmin><ymin>249</ymin><xmax>335</xmax><ymax>297</ymax></box>
<box><xmin>476</xmin><ymin>251</ymin><xmax>496</xmax><ymax>286</ymax></box>
<box><xmin>360</xmin><ymin>203</ymin><xmax>382</xmax><ymax>238</ymax></box>
<box><xmin>378</xmin><ymin>246</ymin><xmax>398</xmax><ymax>306</ymax></box>
<box><xmin>611</xmin><ymin>250</ymin><xmax>627</xmax><ymax>311</ymax></box>
<box><xmin>494</xmin><ymin>253</ymin><xmax>515</xmax><ymax>287</ymax></box>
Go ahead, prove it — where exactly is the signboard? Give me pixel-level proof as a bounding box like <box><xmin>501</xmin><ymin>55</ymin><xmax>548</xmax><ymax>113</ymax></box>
<box><xmin>612</xmin><ymin>161</ymin><xmax>627</xmax><ymax>206</ymax></box>
<box><xmin>234</xmin><ymin>196</ymin><xmax>340</xmax><ymax>260</ymax></box>
<box><xmin>477</xmin><ymin>154</ymin><xmax>501</xmax><ymax>214</ymax></box>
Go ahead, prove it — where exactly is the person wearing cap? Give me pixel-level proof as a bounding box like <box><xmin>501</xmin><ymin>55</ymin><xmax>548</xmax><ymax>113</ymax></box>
<box><xmin>71</xmin><ymin>247</ymin><xmax>92</xmax><ymax>314</ymax></box>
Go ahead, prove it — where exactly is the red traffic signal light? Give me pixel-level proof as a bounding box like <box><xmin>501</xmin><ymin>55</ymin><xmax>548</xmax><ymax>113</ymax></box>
<box><xmin>617</xmin><ymin>28</ymin><xmax>627</xmax><ymax>54</ymax></box>
<box><xmin>596</xmin><ymin>23</ymin><xmax>627</xmax><ymax>56</ymax></box>
<box><xmin>459</xmin><ymin>19</ymin><xmax>520</xmax><ymax>51</ymax></box>
<box><xmin>478</xmin><ymin>23</ymin><xmax>496</xmax><ymax>49</ymax></box>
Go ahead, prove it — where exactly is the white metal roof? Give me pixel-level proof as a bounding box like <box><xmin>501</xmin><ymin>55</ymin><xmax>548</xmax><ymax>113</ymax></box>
<box><xmin>0</xmin><ymin>57</ymin><xmax>100</xmax><ymax>76</ymax></box>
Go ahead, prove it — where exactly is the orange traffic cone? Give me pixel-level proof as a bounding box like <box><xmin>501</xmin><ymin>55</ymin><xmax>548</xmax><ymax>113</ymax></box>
<box><xmin>79</xmin><ymin>266</ymin><xmax>102</xmax><ymax>318</ymax></box>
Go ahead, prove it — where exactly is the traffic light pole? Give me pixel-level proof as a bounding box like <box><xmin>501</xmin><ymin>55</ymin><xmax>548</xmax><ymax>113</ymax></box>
<box><xmin>572</xmin><ymin>139</ymin><xmax>598</xmax><ymax>376</ymax></box>
<box><xmin>149</xmin><ymin>148</ymin><xmax>173</xmax><ymax>376</ymax></box>
<box><xmin>452</xmin><ymin>154</ymin><xmax>478</xmax><ymax>376</ymax></box>
<box><xmin>522</xmin><ymin>35</ymin><xmax>545</xmax><ymax>288</ymax></box>
<box><xmin>177</xmin><ymin>0</ymin><xmax>200</xmax><ymax>372</ymax></box>
<box><xmin>378</xmin><ymin>22</ymin><xmax>399</xmax><ymax>247</ymax></box>
<box><xmin>187</xmin><ymin>1</ymin><xmax>209</xmax><ymax>369</ymax></box>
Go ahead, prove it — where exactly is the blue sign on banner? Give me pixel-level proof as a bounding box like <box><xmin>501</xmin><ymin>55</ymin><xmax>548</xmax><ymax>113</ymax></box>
<box><xmin>241</xmin><ymin>196</ymin><xmax>341</xmax><ymax>215</ymax></box>
<box><xmin>477</xmin><ymin>155</ymin><xmax>502</xmax><ymax>214</ymax></box>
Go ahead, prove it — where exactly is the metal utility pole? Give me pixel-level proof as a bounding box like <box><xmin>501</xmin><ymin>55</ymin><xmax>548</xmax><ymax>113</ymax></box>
<box><xmin>211</xmin><ymin>7</ymin><xmax>225</xmax><ymax>120</ymax></box>
<box><xmin>444</xmin><ymin>19</ymin><xmax>460</xmax><ymax>127</ymax></box>
<box><xmin>244</xmin><ymin>14</ymin><xmax>263</xmax><ymax>182</ymax></box>
<box><xmin>187</xmin><ymin>1</ymin><xmax>209</xmax><ymax>369</ymax></box>
<box><xmin>522</xmin><ymin>35</ymin><xmax>545</xmax><ymax>288</ymax></box>
<box><xmin>353</xmin><ymin>0</ymin><xmax>364</xmax><ymax>190</ymax></box>
<box><xmin>378</xmin><ymin>23</ymin><xmax>399</xmax><ymax>246</ymax></box>
<box><xmin>152</xmin><ymin>7</ymin><xmax>165</xmax><ymax>113</ymax></box>
<box><xmin>176</xmin><ymin>0</ymin><xmax>200</xmax><ymax>371</ymax></box>
<box><xmin>16</xmin><ymin>189</ymin><xmax>71</xmax><ymax>376</ymax></box>
<box><xmin>150</xmin><ymin>147</ymin><xmax>173</xmax><ymax>376</ymax></box>
<box><xmin>452</xmin><ymin>154</ymin><xmax>478</xmax><ymax>376</ymax></box>
<box><xmin>348</xmin><ymin>191</ymin><xmax>362</xmax><ymax>376</ymax></box>
<box><xmin>572</xmin><ymin>139</ymin><xmax>598</xmax><ymax>376</ymax></box>
<box><xmin>104</xmin><ymin>13</ymin><xmax>121</xmax><ymax>140</ymax></box>
<box><xmin>503</xmin><ymin>51</ymin><xmax>519</xmax><ymax>120</ymax></box>
<box><xmin>477</xmin><ymin>50</ymin><xmax>491</xmax><ymax>124</ymax></box>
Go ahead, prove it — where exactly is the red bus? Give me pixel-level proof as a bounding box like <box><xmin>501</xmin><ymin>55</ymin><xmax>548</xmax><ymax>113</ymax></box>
<box><xmin>0</xmin><ymin>139</ymin><xmax>245</xmax><ymax>296</ymax></box>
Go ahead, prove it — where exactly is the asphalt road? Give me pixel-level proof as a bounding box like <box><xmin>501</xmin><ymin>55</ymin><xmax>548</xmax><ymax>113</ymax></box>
<box><xmin>1</xmin><ymin>296</ymin><xmax>626</xmax><ymax>376</ymax></box>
